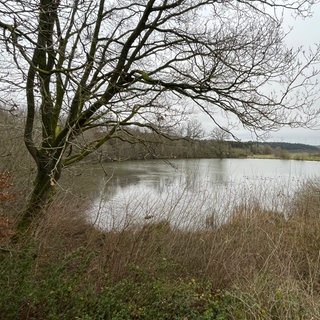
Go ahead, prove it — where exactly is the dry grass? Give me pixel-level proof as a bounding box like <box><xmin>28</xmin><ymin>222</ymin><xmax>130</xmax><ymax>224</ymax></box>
<box><xmin>34</xmin><ymin>182</ymin><xmax>320</xmax><ymax>291</ymax></box>
<box><xmin>3</xmin><ymin>179</ymin><xmax>320</xmax><ymax>318</ymax></box>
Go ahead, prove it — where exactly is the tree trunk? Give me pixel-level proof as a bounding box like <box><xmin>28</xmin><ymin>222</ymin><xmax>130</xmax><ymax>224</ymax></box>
<box><xmin>15</xmin><ymin>165</ymin><xmax>58</xmax><ymax>240</ymax></box>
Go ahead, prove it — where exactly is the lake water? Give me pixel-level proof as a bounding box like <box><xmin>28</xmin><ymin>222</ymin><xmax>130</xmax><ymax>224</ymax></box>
<box><xmin>64</xmin><ymin>158</ymin><xmax>320</xmax><ymax>230</ymax></box>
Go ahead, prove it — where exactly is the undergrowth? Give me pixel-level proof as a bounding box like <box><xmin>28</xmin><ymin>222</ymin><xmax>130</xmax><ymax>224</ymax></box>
<box><xmin>1</xmin><ymin>182</ymin><xmax>320</xmax><ymax>319</ymax></box>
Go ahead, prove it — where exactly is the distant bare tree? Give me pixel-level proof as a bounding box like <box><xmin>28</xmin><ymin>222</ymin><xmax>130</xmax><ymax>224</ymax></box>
<box><xmin>210</xmin><ymin>127</ymin><xmax>230</xmax><ymax>142</ymax></box>
<box><xmin>184</xmin><ymin>119</ymin><xmax>204</xmax><ymax>140</ymax></box>
<box><xmin>0</xmin><ymin>0</ymin><xmax>319</xmax><ymax>235</ymax></box>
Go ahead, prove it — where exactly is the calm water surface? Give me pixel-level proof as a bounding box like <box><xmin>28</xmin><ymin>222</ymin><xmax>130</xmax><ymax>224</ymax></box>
<box><xmin>64</xmin><ymin>159</ymin><xmax>320</xmax><ymax>229</ymax></box>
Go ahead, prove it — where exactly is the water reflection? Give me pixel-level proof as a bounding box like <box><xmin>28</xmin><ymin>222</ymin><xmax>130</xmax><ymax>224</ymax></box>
<box><xmin>62</xmin><ymin>159</ymin><xmax>320</xmax><ymax>230</ymax></box>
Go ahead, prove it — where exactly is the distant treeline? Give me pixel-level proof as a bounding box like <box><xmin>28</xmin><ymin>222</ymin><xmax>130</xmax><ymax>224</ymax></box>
<box><xmin>87</xmin><ymin>129</ymin><xmax>319</xmax><ymax>162</ymax></box>
<box><xmin>254</xmin><ymin>141</ymin><xmax>319</xmax><ymax>153</ymax></box>
<box><xmin>229</xmin><ymin>141</ymin><xmax>319</xmax><ymax>154</ymax></box>
<box><xmin>1</xmin><ymin>108</ymin><xmax>317</xmax><ymax>163</ymax></box>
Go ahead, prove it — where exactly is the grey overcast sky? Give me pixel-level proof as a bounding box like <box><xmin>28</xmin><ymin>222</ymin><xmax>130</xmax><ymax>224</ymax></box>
<box><xmin>271</xmin><ymin>3</ymin><xmax>320</xmax><ymax>145</ymax></box>
<box><xmin>199</xmin><ymin>3</ymin><xmax>320</xmax><ymax>145</ymax></box>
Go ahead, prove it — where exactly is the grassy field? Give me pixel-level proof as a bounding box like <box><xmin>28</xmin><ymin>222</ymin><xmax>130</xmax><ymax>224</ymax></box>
<box><xmin>290</xmin><ymin>153</ymin><xmax>320</xmax><ymax>161</ymax></box>
<box><xmin>251</xmin><ymin>152</ymin><xmax>320</xmax><ymax>161</ymax></box>
<box><xmin>1</xmin><ymin>177</ymin><xmax>320</xmax><ymax>319</ymax></box>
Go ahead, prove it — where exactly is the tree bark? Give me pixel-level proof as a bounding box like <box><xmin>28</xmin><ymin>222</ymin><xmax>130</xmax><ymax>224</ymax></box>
<box><xmin>15</xmin><ymin>163</ymin><xmax>60</xmax><ymax>240</ymax></box>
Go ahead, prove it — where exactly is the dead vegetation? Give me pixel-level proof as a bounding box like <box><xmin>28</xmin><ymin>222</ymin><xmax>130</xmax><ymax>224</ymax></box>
<box><xmin>2</xmin><ymin>170</ymin><xmax>320</xmax><ymax>318</ymax></box>
<box><xmin>32</xmin><ymin>183</ymin><xmax>320</xmax><ymax>294</ymax></box>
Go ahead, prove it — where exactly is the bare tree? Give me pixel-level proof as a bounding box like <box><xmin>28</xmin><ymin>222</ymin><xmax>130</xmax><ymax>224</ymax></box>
<box><xmin>184</xmin><ymin>119</ymin><xmax>204</xmax><ymax>140</ymax></box>
<box><xmin>210</xmin><ymin>127</ymin><xmax>230</xmax><ymax>142</ymax></box>
<box><xmin>0</xmin><ymin>0</ymin><xmax>319</xmax><ymax>235</ymax></box>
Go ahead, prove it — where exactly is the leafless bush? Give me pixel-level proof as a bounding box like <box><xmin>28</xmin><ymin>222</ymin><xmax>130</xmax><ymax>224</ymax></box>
<box><xmin>287</xmin><ymin>180</ymin><xmax>320</xmax><ymax>220</ymax></box>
